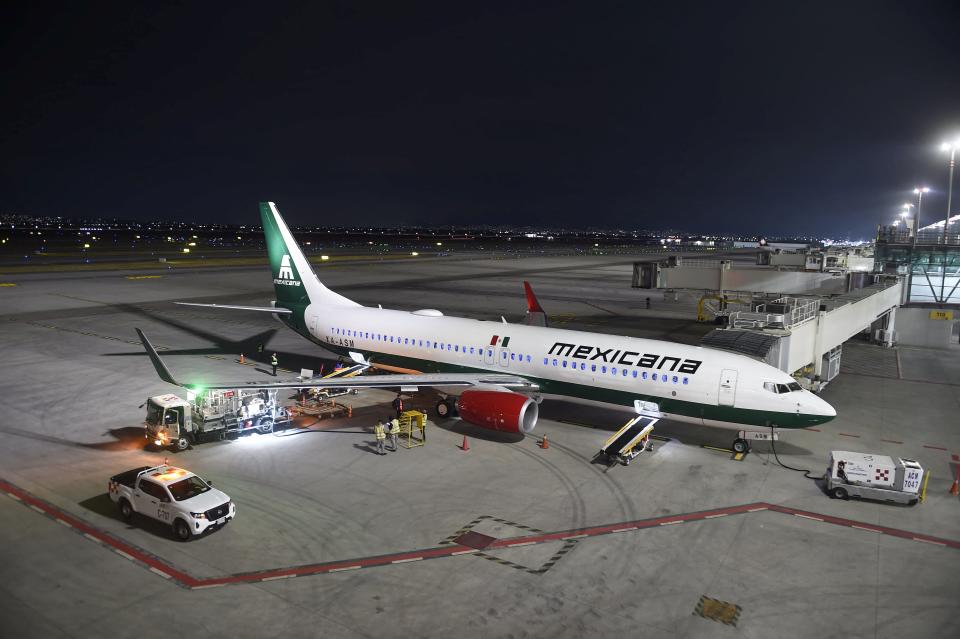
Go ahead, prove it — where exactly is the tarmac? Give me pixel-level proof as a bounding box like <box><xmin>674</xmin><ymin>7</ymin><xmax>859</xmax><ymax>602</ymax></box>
<box><xmin>0</xmin><ymin>253</ymin><xmax>958</xmax><ymax>638</ymax></box>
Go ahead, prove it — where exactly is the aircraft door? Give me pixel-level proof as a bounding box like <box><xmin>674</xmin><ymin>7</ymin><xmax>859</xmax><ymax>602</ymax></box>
<box><xmin>718</xmin><ymin>369</ymin><xmax>738</xmax><ymax>407</ymax></box>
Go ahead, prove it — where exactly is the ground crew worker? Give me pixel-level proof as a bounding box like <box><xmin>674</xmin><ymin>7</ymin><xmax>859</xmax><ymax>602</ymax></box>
<box><xmin>374</xmin><ymin>419</ymin><xmax>387</xmax><ymax>455</ymax></box>
<box><xmin>392</xmin><ymin>393</ymin><xmax>404</xmax><ymax>418</ymax></box>
<box><xmin>271</xmin><ymin>353</ymin><xmax>279</xmax><ymax>376</ymax></box>
<box><xmin>389</xmin><ymin>416</ymin><xmax>400</xmax><ymax>451</ymax></box>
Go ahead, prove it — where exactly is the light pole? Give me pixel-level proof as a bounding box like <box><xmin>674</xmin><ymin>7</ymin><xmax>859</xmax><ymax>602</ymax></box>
<box><xmin>913</xmin><ymin>186</ymin><xmax>930</xmax><ymax>233</ymax></box>
<box><xmin>941</xmin><ymin>140</ymin><xmax>960</xmax><ymax>245</ymax></box>
<box><xmin>901</xmin><ymin>204</ymin><xmax>913</xmax><ymax>237</ymax></box>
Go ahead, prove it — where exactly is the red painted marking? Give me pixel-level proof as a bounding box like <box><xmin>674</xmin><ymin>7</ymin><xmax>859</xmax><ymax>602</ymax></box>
<box><xmin>923</xmin><ymin>445</ymin><xmax>948</xmax><ymax>451</ymax></box>
<box><xmin>4</xmin><ymin>480</ymin><xmax>958</xmax><ymax>590</ymax></box>
<box><xmin>952</xmin><ymin>454</ymin><xmax>959</xmax><ymax>463</ymax></box>
<box><xmin>763</xmin><ymin>504</ymin><xmax>960</xmax><ymax>550</ymax></box>
<box><xmin>838</xmin><ymin>433</ymin><xmax>861</xmax><ymax>438</ymax></box>
<box><xmin>880</xmin><ymin>439</ymin><xmax>904</xmax><ymax>444</ymax></box>
<box><xmin>0</xmin><ymin>479</ymin><xmax>199</xmax><ymax>588</ymax></box>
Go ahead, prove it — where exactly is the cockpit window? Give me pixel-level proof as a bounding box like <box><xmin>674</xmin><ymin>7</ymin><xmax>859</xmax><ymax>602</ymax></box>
<box><xmin>763</xmin><ymin>382</ymin><xmax>776</xmax><ymax>393</ymax></box>
<box><xmin>764</xmin><ymin>381</ymin><xmax>804</xmax><ymax>394</ymax></box>
<box><xmin>776</xmin><ymin>383</ymin><xmax>790</xmax><ymax>394</ymax></box>
<box><xmin>787</xmin><ymin>382</ymin><xmax>802</xmax><ymax>392</ymax></box>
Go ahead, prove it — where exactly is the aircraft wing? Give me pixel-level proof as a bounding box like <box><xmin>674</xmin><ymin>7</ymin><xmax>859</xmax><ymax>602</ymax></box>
<box><xmin>175</xmin><ymin>302</ymin><xmax>293</xmax><ymax>314</ymax></box>
<box><xmin>135</xmin><ymin>329</ymin><xmax>536</xmax><ymax>393</ymax></box>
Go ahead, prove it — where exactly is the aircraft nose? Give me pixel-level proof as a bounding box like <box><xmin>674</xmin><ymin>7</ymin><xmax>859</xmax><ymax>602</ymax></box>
<box><xmin>806</xmin><ymin>392</ymin><xmax>836</xmax><ymax>420</ymax></box>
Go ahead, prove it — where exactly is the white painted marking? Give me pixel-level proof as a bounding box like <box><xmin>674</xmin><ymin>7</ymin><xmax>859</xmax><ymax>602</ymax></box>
<box><xmin>7</xmin><ymin>492</ymin><xmax>21</xmax><ymax>501</ymax></box>
<box><xmin>29</xmin><ymin>504</ymin><xmax>45</xmax><ymax>514</ymax></box>
<box><xmin>391</xmin><ymin>557</ymin><xmax>423</xmax><ymax>564</ymax></box>
<box><xmin>56</xmin><ymin>518</ymin><xmax>72</xmax><ymax>528</ymax></box>
<box><xmin>913</xmin><ymin>537</ymin><xmax>946</xmax><ymax>547</ymax></box>
<box><xmin>747</xmin><ymin>507</ymin><xmax>767</xmax><ymax>512</ymax></box>
<box><xmin>612</xmin><ymin>527</ymin><xmax>637</xmax><ymax>533</ymax></box>
<box><xmin>83</xmin><ymin>533</ymin><xmax>100</xmax><ymax>543</ymax></box>
<box><xmin>659</xmin><ymin>520</ymin><xmax>683</xmax><ymax>526</ymax></box>
<box><xmin>261</xmin><ymin>574</ymin><xmax>293</xmax><ymax>581</ymax></box>
<box><xmin>793</xmin><ymin>514</ymin><xmax>824</xmax><ymax>522</ymax></box>
<box><xmin>149</xmin><ymin>567</ymin><xmax>172</xmax><ymax>579</ymax></box>
<box><xmin>508</xmin><ymin>541</ymin><xmax>537</xmax><ymax>547</ymax></box>
<box><xmin>329</xmin><ymin>565</ymin><xmax>361</xmax><ymax>572</ymax></box>
<box><xmin>562</xmin><ymin>534</ymin><xmax>588</xmax><ymax>540</ymax></box>
<box><xmin>452</xmin><ymin>549</ymin><xmax>479</xmax><ymax>556</ymax></box>
<box><xmin>705</xmin><ymin>513</ymin><xmax>728</xmax><ymax>519</ymax></box>
<box><xmin>192</xmin><ymin>583</ymin><xmax>225</xmax><ymax>590</ymax></box>
<box><xmin>851</xmin><ymin>525</ymin><xmax>880</xmax><ymax>533</ymax></box>
<box><xmin>115</xmin><ymin>550</ymin><xmax>135</xmax><ymax>561</ymax></box>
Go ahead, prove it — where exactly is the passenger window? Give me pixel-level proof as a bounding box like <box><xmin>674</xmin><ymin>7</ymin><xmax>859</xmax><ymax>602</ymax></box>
<box><xmin>543</xmin><ymin>358</ymin><xmax>548</xmax><ymax>365</ymax></box>
<box><xmin>591</xmin><ymin>364</ymin><xmax>597</xmax><ymax>372</ymax></box>
<box><xmin>642</xmin><ymin>372</ymin><xmax>648</xmax><ymax>380</ymax></box>
<box><xmin>652</xmin><ymin>373</ymin><xmax>658</xmax><ymax>381</ymax></box>
<box><xmin>470</xmin><ymin>347</ymin><xmax>475</xmax><ymax>354</ymax></box>
<box><xmin>602</xmin><ymin>366</ymin><xmax>607</xmax><ymax>374</ymax></box>
<box><xmin>672</xmin><ymin>376</ymin><xmax>678</xmax><ymax>383</ymax></box>
<box><xmin>510</xmin><ymin>353</ymin><xmax>515</xmax><ymax>360</ymax></box>
<box><xmin>526</xmin><ymin>355</ymin><xmax>531</xmax><ymax>363</ymax></box>
<box><xmin>454</xmin><ymin>345</ymin><xmax>459</xmax><ymax>352</ymax></box>
<box><xmin>682</xmin><ymin>377</ymin><xmax>689</xmax><ymax>385</ymax></box>
<box><xmin>611</xmin><ymin>367</ymin><xmax>617</xmax><ymax>375</ymax></box>
<box><xmin>562</xmin><ymin>361</ymin><xmax>567</xmax><ymax>368</ymax></box>
<box><xmin>552</xmin><ymin>359</ymin><xmax>558</xmax><ymax>367</ymax></box>
<box><xmin>623</xmin><ymin>369</ymin><xmax>628</xmax><ymax>377</ymax></box>
<box><xmin>581</xmin><ymin>363</ymin><xmax>586</xmax><ymax>371</ymax></box>
<box><xmin>632</xmin><ymin>370</ymin><xmax>638</xmax><ymax>378</ymax></box>
<box><xmin>440</xmin><ymin>343</ymin><xmax>445</xmax><ymax>350</ymax></box>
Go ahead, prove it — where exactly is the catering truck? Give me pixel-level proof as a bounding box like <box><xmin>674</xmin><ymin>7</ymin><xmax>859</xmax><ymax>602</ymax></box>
<box><xmin>825</xmin><ymin>450</ymin><xmax>924</xmax><ymax>505</ymax></box>
<box><xmin>108</xmin><ymin>465</ymin><xmax>235</xmax><ymax>540</ymax></box>
<box><xmin>144</xmin><ymin>388</ymin><xmax>291</xmax><ymax>451</ymax></box>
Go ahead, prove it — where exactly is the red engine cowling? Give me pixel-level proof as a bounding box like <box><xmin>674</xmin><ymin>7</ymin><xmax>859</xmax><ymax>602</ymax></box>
<box><xmin>456</xmin><ymin>390</ymin><xmax>538</xmax><ymax>434</ymax></box>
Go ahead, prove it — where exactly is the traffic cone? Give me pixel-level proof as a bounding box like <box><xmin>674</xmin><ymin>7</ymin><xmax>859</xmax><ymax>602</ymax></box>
<box><xmin>461</xmin><ymin>435</ymin><xmax>470</xmax><ymax>451</ymax></box>
<box><xmin>239</xmin><ymin>353</ymin><xmax>245</xmax><ymax>364</ymax></box>
<box><xmin>539</xmin><ymin>435</ymin><xmax>549</xmax><ymax>449</ymax></box>
<box><xmin>951</xmin><ymin>477</ymin><xmax>959</xmax><ymax>496</ymax></box>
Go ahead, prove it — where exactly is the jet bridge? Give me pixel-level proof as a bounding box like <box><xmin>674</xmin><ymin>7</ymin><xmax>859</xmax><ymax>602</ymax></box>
<box><xmin>700</xmin><ymin>277</ymin><xmax>904</xmax><ymax>387</ymax></box>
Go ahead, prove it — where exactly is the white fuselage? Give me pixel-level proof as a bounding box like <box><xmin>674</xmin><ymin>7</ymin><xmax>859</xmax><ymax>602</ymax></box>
<box><xmin>301</xmin><ymin>304</ymin><xmax>835</xmax><ymax>430</ymax></box>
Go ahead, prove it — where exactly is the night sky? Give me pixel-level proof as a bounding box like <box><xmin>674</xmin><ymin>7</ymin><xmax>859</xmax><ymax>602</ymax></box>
<box><xmin>2</xmin><ymin>2</ymin><xmax>959</xmax><ymax>237</ymax></box>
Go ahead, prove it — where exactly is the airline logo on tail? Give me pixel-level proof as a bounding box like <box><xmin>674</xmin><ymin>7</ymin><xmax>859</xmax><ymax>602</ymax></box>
<box><xmin>274</xmin><ymin>254</ymin><xmax>301</xmax><ymax>287</ymax></box>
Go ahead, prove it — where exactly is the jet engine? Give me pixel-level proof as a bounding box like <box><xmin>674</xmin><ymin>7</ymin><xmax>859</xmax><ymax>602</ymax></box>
<box><xmin>456</xmin><ymin>389</ymin><xmax>538</xmax><ymax>434</ymax></box>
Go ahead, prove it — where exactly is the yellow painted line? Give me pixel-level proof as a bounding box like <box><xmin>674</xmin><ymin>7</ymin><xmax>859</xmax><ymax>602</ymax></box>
<box><xmin>0</xmin><ymin>283</ymin><xmax>17</xmax><ymax>287</ymax></box>
<box><xmin>702</xmin><ymin>445</ymin><xmax>734</xmax><ymax>454</ymax></box>
<box><xmin>125</xmin><ymin>275</ymin><xmax>162</xmax><ymax>280</ymax></box>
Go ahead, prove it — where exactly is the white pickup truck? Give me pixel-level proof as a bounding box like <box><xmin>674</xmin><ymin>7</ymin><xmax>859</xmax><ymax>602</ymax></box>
<box><xmin>108</xmin><ymin>465</ymin><xmax>236</xmax><ymax>540</ymax></box>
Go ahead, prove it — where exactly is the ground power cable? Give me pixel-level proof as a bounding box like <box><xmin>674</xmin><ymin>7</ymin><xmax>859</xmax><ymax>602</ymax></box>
<box><xmin>769</xmin><ymin>425</ymin><xmax>820</xmax><ymax>480</ymax></box>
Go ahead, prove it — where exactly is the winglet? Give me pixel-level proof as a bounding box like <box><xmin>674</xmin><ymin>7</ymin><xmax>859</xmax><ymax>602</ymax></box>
<box><xmin>523</xmin><ymin>281</ymin><xmax>545</xmax><ymax>313</ymax></box>
<box><xmin>135</xmin><ymin>328</ymin><xmax>180</xmax><ymax>386</ymax></box>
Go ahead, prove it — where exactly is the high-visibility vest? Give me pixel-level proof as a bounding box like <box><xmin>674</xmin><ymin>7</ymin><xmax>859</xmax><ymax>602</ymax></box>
<box><xmin>390</xmin><ymin>419</ymin><xmax>400</xmax><ymax>435</ymax></box>
<box><xmin>374</xmin><ymin>423</ymin><xmax>386</xmax><ymax>440</ymax></box>
<box><xmin>271</xmin><ymin>355</ymin><xmax>278</xmax><ymax>366</ymax></box>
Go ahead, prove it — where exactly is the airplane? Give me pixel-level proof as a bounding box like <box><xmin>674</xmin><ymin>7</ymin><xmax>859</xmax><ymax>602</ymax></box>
<box><xmin>140</xmin><ymin>201</ymin><xmax>836</xmax><ymax>453</ymax></box>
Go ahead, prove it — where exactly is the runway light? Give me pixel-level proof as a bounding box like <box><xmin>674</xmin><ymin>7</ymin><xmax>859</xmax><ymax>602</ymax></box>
<box><xmin>411</xmin><ymin>251</ymin><xmax>419</xmax><ymax>256</ymax></box>
<box><xmin>183</xmin><ymin>248</ymin><xmax>190</xmax><ymax>253</ymax></box>
<box><xmin>188</xmin><ymin>242</ymin><xmax>196</xmax><ymax>246</ymax></box>
<box><xmin>321</xmin><ymin>255</ymin><xmax>329</xmax><ymax>260</ymax></box>
<box><xmin>83</xmin><ymin>243</ymin><xmax>90</xmax><ymax>248</ymax></box>
<box><xmin>436</xmin><ymin>242</ymin><xmax>442</xmax><ymax>246</ymax></box>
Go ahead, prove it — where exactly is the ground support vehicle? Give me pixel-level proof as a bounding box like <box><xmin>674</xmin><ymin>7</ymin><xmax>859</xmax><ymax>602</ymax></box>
<box><xmin>108</xmin><ymin>465</ymin><xmax>235</xmax><ymax>540</ymax></box>
<box><xmin>825</xmin><ymin>450</ymin><xmax>924</xmax><ymax>505</ymax></box>
<box><xmin>145</xmin><ymin>388</ymin><xmax>292</xmax><ymax>451</ymax></box>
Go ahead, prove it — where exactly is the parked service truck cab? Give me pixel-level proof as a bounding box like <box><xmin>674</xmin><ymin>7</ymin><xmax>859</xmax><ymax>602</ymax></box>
<box><xmin>826</xmin><ymin>451</ymin><xmax>924</xmax><ymax>505</ymax></box>
<box><xmin>145</xmin><ymin>389</ymin><xmax>291</xmax><ymax>451</ymax></box>
<box><xmin>108</xmin><ymin>465</ymin><xmax>235</xmax><ymax>540</ymax></box>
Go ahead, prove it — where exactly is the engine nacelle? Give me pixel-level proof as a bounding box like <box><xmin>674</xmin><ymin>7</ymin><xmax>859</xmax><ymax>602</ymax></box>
<box><xmin>456</xmin><ymin>390</ymin><xmax>538</xmax><ymax>434</ymax></box>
